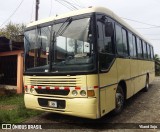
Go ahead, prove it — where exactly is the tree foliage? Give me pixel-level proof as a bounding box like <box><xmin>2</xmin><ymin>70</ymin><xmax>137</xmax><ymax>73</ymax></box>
<box><xmin>155</xmin><ymin>54</ymin><xmax>160</xmax><ymax>76</ymax></box>
<box><xmin>0</xmin><ymin>22</ymin><xmax>26</xmax><ymax>42</ymax></box>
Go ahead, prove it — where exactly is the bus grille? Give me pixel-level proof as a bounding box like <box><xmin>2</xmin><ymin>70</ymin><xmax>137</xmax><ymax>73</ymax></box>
<box><xmin>35</xmin><ymin>89</ymin><xmax>70</xmax><ymax>96</ymax></box>
<box><xmin>24</xmin><ymin>75</ymin><xmax>86</xmax><ymax>96</ymax></box>
<box><xmin>24</xmin><ymin>76</ymin><xmax>85</xmax><ymax>86</ymax></box>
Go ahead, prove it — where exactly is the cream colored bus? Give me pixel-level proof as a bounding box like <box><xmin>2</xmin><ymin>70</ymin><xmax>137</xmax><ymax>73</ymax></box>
<box><xmin>23</xmin><ymin>7</ymin><xmax>155</xmax><ymax>119</ymax></box>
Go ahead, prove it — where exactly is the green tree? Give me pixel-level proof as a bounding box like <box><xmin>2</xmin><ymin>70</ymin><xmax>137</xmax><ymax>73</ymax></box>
<box><xmin>155</xmin><ymin>54</ymin><xmax>160</xmax><ymax>76</ymax></box>
<box><xmin>0</xmin><ymin>22</ymin><xmax>26</xmax><ymax>42</ymax></box>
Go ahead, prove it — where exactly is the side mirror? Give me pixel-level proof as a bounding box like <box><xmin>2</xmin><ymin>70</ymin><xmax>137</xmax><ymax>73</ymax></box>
<box><xmin>105</xmin><ymin>22</ymin><xmax>114</xmax><ymax>37</ymax></box>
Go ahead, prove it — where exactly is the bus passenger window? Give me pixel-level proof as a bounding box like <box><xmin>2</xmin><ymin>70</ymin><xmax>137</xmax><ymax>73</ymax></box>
<box><xmin>143</xmin><ymin>42</ymin><xmax>147</xmax><ymax>59</ymax></box>
<box><xmin>115</xmin><ymin>24</ymin><xmax>123</xmax><ymax>55</ymax></box>
<box><xmin>128</xmin><ymin>33</ymin><xmax>137</xmax><ymax>58</ymax></box>
<box><xmin>150</xmin><ymin>46</ymin><xmax>154</xmax><ymax>59</ymax></box>
<box><xmin>147</xmin><ymin>44</ymin><xmax>151</xmax><ymax>59</ymax></box>
<box><xmin>115</xmin><ymin>25</ymin><xmax>128</xmax><ymax>56</ymax></box>
<box><xmin>132</xmin><ymin>35</ymin><xmax>137</xmax><ymax>58</ymax></box>
<box><xmin>137</xmin><ymin>38</ymin><xmax>143</xmax><ymax>58</ymax></box>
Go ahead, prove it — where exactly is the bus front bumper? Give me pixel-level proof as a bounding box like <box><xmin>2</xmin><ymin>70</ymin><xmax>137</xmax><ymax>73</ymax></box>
<box><xmin>24</xmin><ymin>94</ymin><xmax>98</xmax><ymax>119</ymax></box>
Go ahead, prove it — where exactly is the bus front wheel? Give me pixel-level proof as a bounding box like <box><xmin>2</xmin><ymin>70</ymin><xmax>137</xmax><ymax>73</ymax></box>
<box><xmin>113</xmin><ymin>85</ymin><xmax>124</xmax><ymax>115</ymax></box>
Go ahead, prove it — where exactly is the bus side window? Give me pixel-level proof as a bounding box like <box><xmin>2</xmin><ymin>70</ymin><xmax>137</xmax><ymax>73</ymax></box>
<box><xmin>128</xmin><ymin>32</ymin><xmax>133</xmax><ymax>57</ymax></box>
<box><xmin>152</xmin><ymin>47</ymin><xmax>154</xmax><ymax>59</ymax></box>
<box><xmin>137</xmin><ymin>37</ymin><xmax>143</xmax><ymax>58</ymax></box>
<box><xmin>115</xmin><ymin>24</ymin><xmax>128</xmax><ymax>57</ymax></box>
<box><xmin>150</xmin><ymin>46</ymin><xmax>154</xmax><ymax>60</ymax></box>
<box><xmin>132</xmin><ymin>35</ymin><xmax>137</xmax><ymax>58</ymax></box>
<box><xmin>147</xmin><ymin>44</ymin><xmax>151</xmax><ymax>60</ymax></box>
<box><xmin>142</xmin><ymin>41</ymin><xmax>147</xmax><ymax>59</ymax></box>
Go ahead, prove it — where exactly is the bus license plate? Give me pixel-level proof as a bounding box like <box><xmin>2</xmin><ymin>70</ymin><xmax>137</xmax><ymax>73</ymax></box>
<box><xmin>48</xmin><ymin>101</ymin><xmax>57</xmax><ymax>108</ymax></box>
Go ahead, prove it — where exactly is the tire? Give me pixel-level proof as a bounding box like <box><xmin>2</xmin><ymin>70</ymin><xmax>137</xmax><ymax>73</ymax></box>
<box><xmin>143</xmin><ymin>75</ymin><xmax>149</xmax><ymax>92</ymax></box>
<box><xmin>113</xmin><ymin>85</ymin><xmax>125</xmax><ymax>115</ymax></box>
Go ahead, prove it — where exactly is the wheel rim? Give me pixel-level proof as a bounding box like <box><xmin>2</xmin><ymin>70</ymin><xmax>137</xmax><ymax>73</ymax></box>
<box><xmin>146</xmin><ymin>77</ymin><xmax>149</xmax><ymax>89</ymax></box>
<box><xmin>116</xmin><ymin>92</ymin><xmax>124</xmax><ymax>111</ymax></box>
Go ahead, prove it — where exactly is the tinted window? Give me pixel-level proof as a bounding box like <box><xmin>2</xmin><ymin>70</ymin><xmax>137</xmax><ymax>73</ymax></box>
<box><xmin>137</xmin><ymin>38</ymin><xmax>143</xmax><ymax>58</ymax></box>
<box><xmin>150</xmin><ymin>46</ymin><xmax>152</xmax><ymax>59</ymax></box>
<box><xmin>122</xmin><ymin>29</ymin><xmax>128</xmax><ymax>55</ymax></box>
<box><xmin>116</xmin><ymin>24</ymin><xmax>123</xmax><ymax>55</ymax></box>
<box><xmin>97</xmin><ymin>16</ymin><xmax>115</xmax><ymax>71</ymax></box>
<box><xmin>147</xmin><ymin>44</ymin><xmax>151</xmax><ymax>59</ymax></box>
<box><xmin>104</xmin><ymin>25</ymin><xmax>113</xmax><ymax>54</ymax></box>
<box><xmin>115</xmin><ymin>25</ymin><xmax>128</xmax><ymax>56</ymax></box>
<box><xmin>97</xmin><ymin>23</ymin><xmax>104</xmax><ymax>52</ymax></box>
<box><xmin>132</xmin><ymin>35</ymin><xmax>137</xmax><ymax>57</ymax></box>
<box><xmin>128</xmin><ymin>32</ymin><xmax>133</xmax><ymax>56</ymax></box>
<box><xmin>152</xmin><ymin>47</ymin><xmax>154</xmax><ymax>59</ymax></box>
<box><xmin>143</xmin><ymin>41</ymin><xmax>147</xmax><ymax>59</ymax></box>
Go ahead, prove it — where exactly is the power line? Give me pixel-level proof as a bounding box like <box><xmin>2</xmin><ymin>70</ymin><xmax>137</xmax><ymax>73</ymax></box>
<box><xmin>144</xmin><ymin>34</ymin><xmax>160</xmax><ymax>36</ymax></box>
<box><xmin>74</xmin><ymin>0</ymin><xmax>86</xmax><ymax>8</ymax></box>
<box><xmin>55</xmin><ymin>0</ymin><xmax>75</xmax><ymax>11</ymax></box>
<box><xmin>69</xmin><ymin>0</ymin><xmax>85</xmax><ymax>8</ymax></box>
<box><xmin>60</xmin><ymin>0</ymin><xmax>79</xmax><ymax>10</ymax></box>
<box><xmin>135</xmin><ymin>26</ymin><xmax>160</xmax><ymax>29</ymax></box>
<box><xmin>150</xmin><ymin>39</ymin><xmax>160</xmax><ymax>40</ymax></box>
<box><xmin>122</xmin><ymin>17</ymin><xmax>160</xmax><ymax>27</ymax></box>
<box><xmin>0</xmin><ymin>0</ymin><xmax>25</xmax><ymax>27</ymax></box>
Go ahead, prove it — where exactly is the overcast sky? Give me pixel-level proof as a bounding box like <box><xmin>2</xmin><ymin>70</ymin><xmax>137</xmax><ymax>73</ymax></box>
<box><xmin>0</xmin><ymin>0</ymin><xmax>160</xmax><ymax>55</ymax></box>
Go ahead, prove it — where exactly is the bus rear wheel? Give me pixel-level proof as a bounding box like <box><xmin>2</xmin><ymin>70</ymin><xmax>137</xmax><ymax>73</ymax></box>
<box><xmin>113</xmin><ymin>85</ymin><xmax>124</xmax><ymax>115</ymax></box>
<box><xmin>143</xmin><ymin>75</ymin><xmax>149</xmax><ymax>92</ymax></box>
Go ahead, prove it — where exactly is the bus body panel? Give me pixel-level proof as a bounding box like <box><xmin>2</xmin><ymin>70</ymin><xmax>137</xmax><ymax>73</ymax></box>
<box><xmin>99</xmin><ymin>59</ymin><xmax>118</xmax><ymax>116</ymax></box>
<box><xmin>24</xmin><ymin>94</ymin><xmax>97</xmax><ymax>119</ymax></box>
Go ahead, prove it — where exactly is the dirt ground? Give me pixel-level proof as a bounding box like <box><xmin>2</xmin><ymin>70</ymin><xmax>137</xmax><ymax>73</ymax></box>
<box><xmin>2</xmin><ymin>77</ymin><xmax>160</xmax><ymax>132</ymax></box>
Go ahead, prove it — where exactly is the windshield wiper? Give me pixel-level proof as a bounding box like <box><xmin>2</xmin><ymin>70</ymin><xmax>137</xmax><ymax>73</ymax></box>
<box><xmin>55</xmin><ymin>17</ymin><xmax>72</xmax><ymax>36</ymax></box>
<box><xmin>49</xmin><ymin>17</ymin><xmax>73</xmax><ymax>72</ymax></box>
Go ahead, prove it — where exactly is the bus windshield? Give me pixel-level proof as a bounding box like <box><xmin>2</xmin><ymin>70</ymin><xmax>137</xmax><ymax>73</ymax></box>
<box><xmin>24</xmin><ymin>17</ymin><xmax>95</xmax><ymax>73</ymax></box>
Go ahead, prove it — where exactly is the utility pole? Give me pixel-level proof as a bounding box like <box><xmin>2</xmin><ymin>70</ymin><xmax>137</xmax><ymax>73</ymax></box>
<box><xmin>35</xmin><ymin>0</ymin><xmax>40</xmax><ymax>20</ymax></box>
<box><xmin>34</xmin><ymin>0</ymin><xmax>40</xmax><ymax>67</ymax></box>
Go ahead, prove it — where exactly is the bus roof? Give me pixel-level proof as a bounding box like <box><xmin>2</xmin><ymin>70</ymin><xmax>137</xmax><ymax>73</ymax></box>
<box><xmin>26</xmin><ymin>6</ymin><xmax>152</xmax><ymax>45</ymax></box>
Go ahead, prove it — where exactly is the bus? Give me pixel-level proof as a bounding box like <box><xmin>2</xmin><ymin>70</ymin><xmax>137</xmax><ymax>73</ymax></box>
<box><xmin>23</xmin><ymin>6</ymin><xmax>155</xmax><ymax>119</ymax></box>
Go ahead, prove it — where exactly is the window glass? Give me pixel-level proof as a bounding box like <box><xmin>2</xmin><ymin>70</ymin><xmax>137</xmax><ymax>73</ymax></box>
<box><xmin>137</xmin><ymin>38</ymin><xmax>143</xmax><ymax>58</ymax></box>
<box><xmin>152</xmin><ymin>47</ymin><xmax>154</xmax><ymax>59</ymax></box>
<box><xmin>128</xmin><ymin>32</ymin><xmax>133</xmax><ymax>56</ymax></box>
<box><xmin>116</xmin><ymin>24</ymin><xmax>123</xmax><ymax>55</ymax></box>
<box><xmin>97</xmin><ymin>16</ymin><xmax>115</xmax><ymax>71</ymax></box>
<box><xmin>104</xmin><ymin>34</ymin><xmax>113</xmax><ymax>53</ymax></box>
<box><xmin>132</xmin><ymin>35</ymin><xmax>137</xmax><ymax>57</ymax></box>
<box><xmin>97</xmin><ymin>23</ymin><xmax>104</xmax><ymax>53</ymax></box>
<box><xmin>147</xmin><ymin>44</ymin><xmax>151</xmax><ymax>59</ymax></box>
<box><xmin>116</xmin><ymin>25</ymin><xmax>128</xmax><ymax>56</ymax></box>
<box><xmin>122</xmin><ymin>29</ymin><xmax>128</xmax><ymax>55</ymax></box>
<box><xmin>150</xmin><ymin>46</ymin><xmax>153</xmax><ymax>59</ymax></box>
<box><xmin>143</xmin><ymin>41</ymin><xmax>147</xmax><ymax>59</ymax></box>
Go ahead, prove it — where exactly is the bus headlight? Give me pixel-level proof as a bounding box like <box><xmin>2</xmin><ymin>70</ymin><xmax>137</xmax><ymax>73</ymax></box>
<box><xmin>72</xmin><ymin>90</ymin><xmax>78</xmax><ymax>96</ymax></box>
<box><xmin>80</xmin><ymin>90</ymin><xmax>86</xmax><ymax>96</ymax></box>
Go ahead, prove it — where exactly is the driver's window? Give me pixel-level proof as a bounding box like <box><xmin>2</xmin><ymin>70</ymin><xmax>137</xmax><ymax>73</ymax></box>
<box><xmin>97</xmin><ymin>15</ymin><xmax>115</xmax><ymax>71</ymax></box>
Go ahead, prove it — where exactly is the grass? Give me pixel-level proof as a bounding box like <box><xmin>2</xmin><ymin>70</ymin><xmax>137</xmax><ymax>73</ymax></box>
<box><xmin>0</xmin><ymin>94</ymin><xmax>43</xmax><ymax>123</ymax></box>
